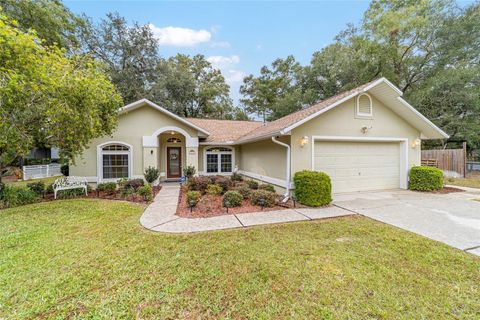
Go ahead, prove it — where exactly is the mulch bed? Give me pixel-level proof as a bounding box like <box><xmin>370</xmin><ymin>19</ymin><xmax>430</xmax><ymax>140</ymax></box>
<box><xmin>176</xmin><ymin>186</ymin><xmax>307</xmax><ymax>218</ymax></box>
<box><xmin>40</xmin><ymin>186</ymin><xmax>162</xmax><ymax>204</ymax></box>
<box><xmin>413</xmin><ymin>186</ymin><xmax>464</xmax><ymax>194</ymax></box>
<box><xmin>430</xmin><ymin>186</ymin><xmax>464</xmax><ymax>194</ymax></box>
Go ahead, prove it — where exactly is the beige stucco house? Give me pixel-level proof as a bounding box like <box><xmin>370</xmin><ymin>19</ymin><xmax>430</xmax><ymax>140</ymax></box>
<box><xmin>70</xmin><ymin>78</ymin><xmax>448</xmax><ymax>194</ymax></box>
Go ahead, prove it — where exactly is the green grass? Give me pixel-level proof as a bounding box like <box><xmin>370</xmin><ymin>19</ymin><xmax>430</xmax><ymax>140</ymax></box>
<box><xmin>5</xmin><ymin>176</ymin><xmax>60</xmax><ymax>188</ymax></box>
<box><xmin>445</xmin><ymin>176</ymin><xmax>480</xmax><ymax>189</ymax></box>
<box><xmin>1</xmin><ymin>200</ymin><xmax>479</xmax><ymax>319</ymax></box>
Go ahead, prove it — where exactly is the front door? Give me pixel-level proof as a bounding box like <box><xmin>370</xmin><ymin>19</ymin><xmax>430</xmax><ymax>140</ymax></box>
<box><xmin>167</xmin><ymin>147</ymin><xmax>182</xmax><ymax>178</ymax></box>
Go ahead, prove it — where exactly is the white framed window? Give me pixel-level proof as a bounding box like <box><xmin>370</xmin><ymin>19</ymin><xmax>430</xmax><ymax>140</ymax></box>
<box><xmin>97</xmin><ymin>142</ymin><xmax>132</xmax><ymax>181</ymax></box>
<box><xmin>204</xmin><ymin>147</ymin><xmax>234</xmax><ymax>174</ymax></box>
<box><xmin>356</xmin><ymin>93</ymin><xmax>373</xmax><ymax>117</ymax></box>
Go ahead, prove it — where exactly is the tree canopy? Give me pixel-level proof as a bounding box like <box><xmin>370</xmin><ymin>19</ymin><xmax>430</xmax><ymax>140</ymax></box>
<box><xmin>240</xmin><ymin>0</ymin><xmax>480</xmax><ymax>148</ymax></box>
<box><xmin>80</xmin><ymin>12</ymin><xmax>160</xmax><ymax>103</ymax></box>
<box><xmin>0</xmin><ymin>13</ymin><xmax>122</xmax><ymax>170</ymax></box>
<box><xmin>152</xmin><ymin>54</ymin><xmax>236</xmax><ymax>119</ymax></box>
<box><xmin>0</xmin><ymin>0</ymin><xmax>85</xmax><ymax>49</ymax></box>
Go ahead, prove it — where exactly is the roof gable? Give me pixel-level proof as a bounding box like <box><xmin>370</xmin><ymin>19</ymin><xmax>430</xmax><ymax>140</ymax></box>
<box><xmin>236</xmin><ymin>78</ymin><xmax>448</xmax><ymax>142</ymax></box>
<box><xmin>119</xmin><ymin>99</ymin><xmax>210</xmax><ymax>136</ymax></box>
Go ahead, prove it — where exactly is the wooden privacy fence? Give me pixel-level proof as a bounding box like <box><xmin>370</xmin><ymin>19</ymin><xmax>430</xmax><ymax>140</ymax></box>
<box><xmin>421</xmin><ymin>143</ymin><xmax>466</xmax><ymax>177</ymax></box>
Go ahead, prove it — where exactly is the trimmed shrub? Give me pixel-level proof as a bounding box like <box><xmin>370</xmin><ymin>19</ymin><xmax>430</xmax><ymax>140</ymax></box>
<box><xmin>235</xmin><ymin>184</ymin><xmax>252</xmax><ymax>199</ymax></box>
<box><xmin>97</xmin><ymin>182</ymin><xmax>117</xmax><ymax>194</ymax></box>
<box><xmin>186</xmin><ymin>191</ymin><xmax>201</xmax><ymax>207</ymax></box>
<box><xmin>0</xmin><ymin>185</ymin><xmax>39</xmax><ymax>208</ymax></box>
<box><xmin>231</xmin><ymin>172</ymin><xmax>243</xmax><ymax>182</ymax></box>
<box><xmin>137</xmin><ymin>184</ymin><xmax>153</xmax><ymax>201</ymax></box>
<box><xmin>409</xmin><ymin>166</ymin><xmax>444</xmax><ymax>191</ymax></box>
<box><xmin>27</xmin><ymin>181</ymin><xmax>45</xmax><ymax>195</ymax></box>
<box><xmin>45</xmin><ymin>183</ymin><xmax>54</xmax><ymax>194</ymax></box>
<box><xmin>183</xmin><ymin>165</ymin><xmax>196</xmax><ymax>178</ymax></box>
<box><xmin>122</xmin><ymin>178</ymin><xmax>144</xmax><ymax>191</ymax></box>
<box><xmin>250</xmin><ymin>189</ymin><xmax>276</xmax><ymax>207</ymax></box>
<box><xmin>258</xmin><ymin>184</ymin><xmax>275</xmax><ymax>193</ymax></box>
<box><xmin>293</xmin><ymin>170</ymin><xmax>332</xmax><ymax>207</ymax></box>
<box><xmin>188</xmin><ymin>176</ymin><xmax>213</xmax><ymax>194</ymax></box>
<box><xmin>215</xmin><ymin>176</ymin><xmax>232</xmax><ymax>193</ymax></box>
<box><xmin>222</xmin><ymin>190</ymin><xmax>243</xmax><ymax>207</ymax></box>
<box><xmin>144</xmin><ymin>166</ymin><xmax>160</xmax><ymax>184</ymax></box>
<box><xmin>121</xmin><ymin>186</ymin><xmax>135</xmax><ymax>198</ymax></box>
<box><xmin>247</xmin><ymin>180</ymin><xmax>259</xmax><ymax>190</ymax></box>
<box><xmin>206</xmin><ymin>184</ymin><xmax>222</xmax><ymax>196</ymax></box>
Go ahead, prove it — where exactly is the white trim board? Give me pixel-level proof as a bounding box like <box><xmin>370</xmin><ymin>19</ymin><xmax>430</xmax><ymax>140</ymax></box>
<box><xmin>396</xmin><ymin>97</ymin><xmax>449</xmax><ymax>139</ymax></box>
<box><xmin>362</xmin><ymin>77</ymin><xmax>403</xmax><ymax>96</ymax></box>
<box><xmin>237</xmin><ymin>170</ymin><xmax>289</xmax><ymax>189</ymax></box>
<box><xmin>310</xmin><ymin>136</ymin><xmax>408</xmax><ymax>190</ymax></box>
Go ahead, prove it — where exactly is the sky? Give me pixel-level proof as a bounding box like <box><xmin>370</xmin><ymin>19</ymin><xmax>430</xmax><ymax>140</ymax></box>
<box><xmin>64</xmin><ymin>0</ymin><xmax>472</xmax><ymax>104</ymax></box>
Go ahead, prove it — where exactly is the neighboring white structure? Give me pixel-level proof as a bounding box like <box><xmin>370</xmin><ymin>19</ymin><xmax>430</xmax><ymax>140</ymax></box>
<box><xmin>23</xmin><ymin>163</ymin><xmax>62</xmax><ymax>180</ymax></box>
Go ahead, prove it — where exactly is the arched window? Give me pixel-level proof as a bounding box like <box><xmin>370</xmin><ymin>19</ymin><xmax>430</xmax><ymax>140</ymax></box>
<box><xmin>205</xmin><ymin>147</ymin><xmax>234</xmax><ymax>174</ymax></box>
<box><xmin>98</xmin><ymin>142</ymin><xmax>132</xmax><ymax>180</ymax></box>
<box><xmin>356</xmin><ymin>93</ymin><xmax>373</xmax><ymax>117</ymax></box>
<box><xmin>166</xmin><ymin>137</ymin><xmax>182</xmax><ymax>143</ymax></box>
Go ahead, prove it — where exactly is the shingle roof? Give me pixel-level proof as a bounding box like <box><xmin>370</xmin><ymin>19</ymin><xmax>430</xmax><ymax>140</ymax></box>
<box><xmin>234</xmin><ymin>80</ymin><xmax>377</xmax><ymax>142</ymax></box>
<box><xmin>186</xmin><ymin>118</ymin><xmax>264</xmax><ymax>143</ymax></box>
<box><xmin>186</xmin><ymin>79</ymin><xmax>380</xmax><ymax>144</ymax></box>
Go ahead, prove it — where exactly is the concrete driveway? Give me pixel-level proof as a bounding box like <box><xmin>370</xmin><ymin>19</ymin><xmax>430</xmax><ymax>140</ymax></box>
<box><xmin>333</xmin><ymin>187</ymin><xmax>480</xmax><ymax>256</ymax></box>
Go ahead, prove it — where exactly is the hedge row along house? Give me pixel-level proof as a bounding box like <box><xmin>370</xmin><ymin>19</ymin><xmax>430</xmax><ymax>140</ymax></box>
<box><xmin>70</xmin><ymin>78</ymin><xmax>448</xmax><ymax>194</ymax></box>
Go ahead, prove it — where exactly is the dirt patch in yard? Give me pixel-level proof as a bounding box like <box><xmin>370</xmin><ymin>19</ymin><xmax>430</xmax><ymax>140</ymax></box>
<box><xmin>41</xmin><ymin>186</ymin><xmax>161</xmax><ymax>205</ymax></box>
<box><xmin>413</xmin><ymin>186</ymin><xmax>464</xmax><ymax>194</ymax></box>
<box><xmin>176</xmin><ymin>187</ymin><xmax>308</xmax><ymax>218</ymax></box>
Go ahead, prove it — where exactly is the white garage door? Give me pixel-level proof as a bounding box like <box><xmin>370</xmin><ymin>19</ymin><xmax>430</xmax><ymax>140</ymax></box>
<box><xmin>313</xmin><ymin>141</ymin><xmax>400</xmax><ymax>193</ymax></box>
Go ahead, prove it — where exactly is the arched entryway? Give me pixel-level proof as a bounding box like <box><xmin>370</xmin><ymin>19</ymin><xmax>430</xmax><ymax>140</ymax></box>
<box><xmin>142</xmin><ymin>126</ymin><xmax>199</xmax><ymax>182</ymax></box>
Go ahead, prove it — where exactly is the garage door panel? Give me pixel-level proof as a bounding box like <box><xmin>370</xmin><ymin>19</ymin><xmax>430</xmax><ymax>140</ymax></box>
<box><xmin>314</xmin><ymin>141</ymin><xmax>400</xmax><ymax>193</ymax></box>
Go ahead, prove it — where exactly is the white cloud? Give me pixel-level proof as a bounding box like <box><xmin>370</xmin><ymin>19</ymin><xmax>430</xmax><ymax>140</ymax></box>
<box><xmin>207</xmin><ymin>55</ymin><xmax>240</xmax><ymax>70</ymax></box>
<box><xmin>207</xmin><ymin>55</ymin><xmax>245</xmax><ymax>85</ymax></box>
<box><xmin>225</xmin><ymin>70</ymin><xmax>246</xmax><ymax>83</ymax></box>
<box><xmin>149</xmin><ymin>24</ymin><xmax>211</xmax><ymax>47</ymax></box>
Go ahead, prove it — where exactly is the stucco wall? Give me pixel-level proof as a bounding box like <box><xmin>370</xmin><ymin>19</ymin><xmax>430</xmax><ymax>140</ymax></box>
<box><xmin>290</xmin><ymin>95</ymin><xmax>421</xmax><ymax>174</ymax></box>
<box><xmin>238</xmin><ymin>136</ymin><xmax>290</xmax><ymax>180</ymax></box>
<box><xmin>70</xmin><ymin>105</ymin><xmax>199</xmax><ymax>180</ymax></box>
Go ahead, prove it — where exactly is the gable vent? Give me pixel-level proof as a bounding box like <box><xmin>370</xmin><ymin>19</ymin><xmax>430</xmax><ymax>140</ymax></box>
<box><xmin>357</xmin><ymin>93</ymin><xmax>373</xmax><ymax>116</ymax></box>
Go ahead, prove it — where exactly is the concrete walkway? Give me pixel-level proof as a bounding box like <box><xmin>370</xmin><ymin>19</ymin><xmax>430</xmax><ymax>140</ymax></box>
<box><xmin>140</xmin><ymin>184</ymin><xmax>354</xmax><ymax>233</ymax></box>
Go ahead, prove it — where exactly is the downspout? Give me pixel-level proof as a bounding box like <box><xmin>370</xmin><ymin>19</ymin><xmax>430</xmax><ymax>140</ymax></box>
<box><xmin>271</xmin><ymin>136</ymin><xmax>291</xmax><ymax>201</ymax></box>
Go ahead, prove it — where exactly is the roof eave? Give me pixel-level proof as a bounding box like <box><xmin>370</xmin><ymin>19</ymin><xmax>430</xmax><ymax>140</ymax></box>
<box><xmin>363</xmin><ymin>77</ymin><xmax>403</xmax><ymax>96</ymax></box>
<box><xmin>236</xmin><ymin>131</ymin><xmax>291</xmax><ymax>145</ymax></box>
<box><xmin>396</xmin><ymin>97</ymin><xmax>449</xmax><ymax>140</ymax></box>
<box><xmin>119</xmin><ymin>99</ymin><xmax>211</xmax><ymax>136</ymax></box>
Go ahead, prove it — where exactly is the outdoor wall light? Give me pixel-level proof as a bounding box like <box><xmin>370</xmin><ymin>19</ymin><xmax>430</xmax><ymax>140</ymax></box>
<box><xmin>361</xmin><ymin>126</ymin><xmax>372</xmax><ymax>134</ymax></box>
<box><xmin>412</xmin><ymin>138</ymin><xmax>421</xmax><ymax>149</ymax></box>
<box><xmin>300</xmin><ymin>136</ymin><xmax>309</xmax><ymax>147</ymax></box>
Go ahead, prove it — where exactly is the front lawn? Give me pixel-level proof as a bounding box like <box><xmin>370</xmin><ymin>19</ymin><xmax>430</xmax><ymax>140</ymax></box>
<box><xmin>4</xmin><ymin>175</ymin><xmax>60</xmax><ymax>188</ymax></box>
<box><xmin>446</xmin><ymin>176</ymin><xmax>480</xmax><ymax>189</ymax></box>
<box><xmin>1</xmin><ymin>200</ymin><xmax>479</xmax><ymax>319</ymax></box>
